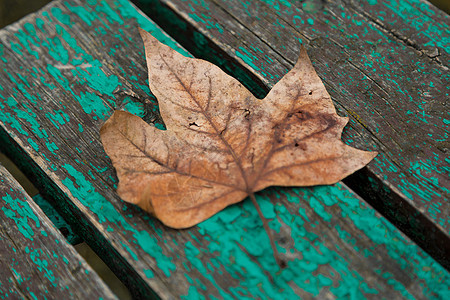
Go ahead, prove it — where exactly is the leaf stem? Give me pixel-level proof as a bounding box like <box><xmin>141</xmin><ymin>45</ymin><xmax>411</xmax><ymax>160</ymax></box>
<box><xmin>249</xmin><ymin>193</ymin><xmax>285</xmax><ymax>268</ymax></box>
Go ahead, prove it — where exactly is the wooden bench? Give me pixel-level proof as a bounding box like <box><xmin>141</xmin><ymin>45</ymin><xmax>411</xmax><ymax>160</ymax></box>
<box><xmin>0</xmin><ymin>0</ymin><xmax>448</xmax><ymax>298</ymax></box>
<box><xmin>0</xmin><ymin>164</ymin><xmax>116</xmax><ymax>299</ymax></box>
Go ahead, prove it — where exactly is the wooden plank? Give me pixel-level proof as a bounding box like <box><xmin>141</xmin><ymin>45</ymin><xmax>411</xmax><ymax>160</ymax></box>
<box><xmin>0</xmin><ymin>163</ymin><xmax>116</xmax><ymax>299</ymax></box>
<box><xmin>0</xmin><ymin>152</ymin><xmax>80</xmax><ymax>243</ymax></box>
<box><xmin>133</xmin><ymin>0</ymin><xmax>450</xmax><ymax>267</ymax></box>
<box><xmin>0</xmin><ymin>0</ymin><xmax>449</xmax><ymax>298</ymax></box>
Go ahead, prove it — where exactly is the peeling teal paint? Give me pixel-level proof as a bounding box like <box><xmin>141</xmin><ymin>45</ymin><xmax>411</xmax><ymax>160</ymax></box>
<box><xmin>46</xmin><ymin>110</ymin><xmax>70</xmax><ymax>129</ymax></box>
<box><xmin>383</xmin><ymin>0</ymin><xmax>449</xmax><ymax>52</ymax></box>
<box><xmin>77</xmin><ymin>92</ymin><xmax>112</xmax><ymax>120</ymax></box>
<box><xmin>143</xmin><ymin>269</ymin><xmax>154</xmax><ymax>279</ymax></box>
<box><xmin>235</xmin><ymin>47</ymin><xmax>260</xmax><ymax>71</ymax></box>
<box><xmin>51</xmin><ymin>7</ymin><xmax>72</xmax><ymax>27</ymax></box>
<box><xmin>123</xmin><ymin>97</ymin><xmax>145</xmax><ymax>117</ymax></box>
<box><xmin>259</xmin><ymin>0</ymin><xmax>291</xmax><ymax>11</ymax></box>
<box><xmin>96</xmin><ymin>0</ymin><xmax>125</xmax><ymax>25</ymax></box>
<box><xmin>45</xmin><ymin>36</ymin><xmax>70</xmax><ymax>64</ymax></box>
<box><xmin>28</xmin><ymin>138</ymin><xmax>39</xmax><ymax>151</ymax></box>
<box><xmin>66</xmin><ymin>4</ymin><xmax>96</xmax><ymax>26</ymax></box>
<box><xmin>61</xmin><ymin>164</ymin><xmax>176</xmax><ymax>277</ymax></box>
<box><xmin>0</xmin><ymin>178</ymin><xmax>92</xmax><ymax>294</ymax></box>
<box><xmin>73</xmin><ymin>67</ymin><xmax>121</xmax><ymax>97</ymax></box>
<box><xmin>187</xmin><ymin>184</ymin><xmax>450</xmax><ymax>298</ymax></box>
<box><xmin>112</xmin><ymin>0</ymin><xmax>189</xmax><ymax>56</ymax></box>
<box><xmin>2</xmin><ymin>194</ymin><xmax>39</xmax><ymax>240</ymax></box>
<box><xmin>25</xmin><ymin>247</ymin><xmax>57</xmax><ymax>286</ymax></box>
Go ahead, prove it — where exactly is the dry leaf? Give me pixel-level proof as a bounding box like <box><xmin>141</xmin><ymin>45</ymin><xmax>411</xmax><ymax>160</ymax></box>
<box><xmin>100</xmin><ymin>29</ymin><xmax>376</xmax><ymax>264</ymax></box>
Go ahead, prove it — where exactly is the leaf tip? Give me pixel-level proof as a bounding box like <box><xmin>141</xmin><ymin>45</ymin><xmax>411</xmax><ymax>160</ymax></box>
<box><xmin>354</xmin><ymin>149</ymin><xmax>378</xmax><ymax>173</ymax></box>
<box><xmin>298</xmin><ymin>44</ymin><xmax>309</xmax><ymax>62</ymax></box>
<box><xmin>101</xmin><ymin>110</ymin><xmax>126</xmax><ymax>130</ymax></box>
<box><xmin>138</xmin><ymin>27</ymin><xmax>160</xmax><ymax>51</ymax></box>
<box><xmin>138</xmin><ymin>27</ymin><xmax>150</xmax><ymax>40</ymax></box>
<box><xmin>292</xmin><ymin>44</ymin><xmax>318</xmax><ymax>78</ymax></box>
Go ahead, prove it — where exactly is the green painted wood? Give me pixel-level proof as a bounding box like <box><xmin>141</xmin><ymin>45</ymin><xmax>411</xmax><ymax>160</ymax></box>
<box><xmin>0</xmin><ymin>0</ymin><xmax>449</xmax><ymax>298</ymax></box>
<box><xmin>0</xmin><ymin>151</ymin><xmax>81</xmax><ymax>244</ymax></box>
<box><xmin>0</xmin><ymin>163</ymin><xmax>116</xmax><ymax>299</ymax></box>
<box><xmin>133</xmin><ymin>0</ymin><xmax>450</xmax><ymax>268</ymax></box>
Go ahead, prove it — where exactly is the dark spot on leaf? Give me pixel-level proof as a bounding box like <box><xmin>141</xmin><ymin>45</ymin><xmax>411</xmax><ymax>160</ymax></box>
<box><xmin>244</xmin><ymin>109</ymin><xmax>251</xmax><ymax>120</ymax></box>
<box><xmin>295</xmin><ymin>142</ymin><xmax>307</xmax><ymax>150</ymax></box>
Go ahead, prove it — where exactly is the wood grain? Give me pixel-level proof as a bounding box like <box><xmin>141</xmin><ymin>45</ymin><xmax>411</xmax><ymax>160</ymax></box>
<box><xmin>133</xmin><ymin>0</ymin><xmax>450</xmax><ymax>268</ymax></box>
<box><xmin>0</xmin><ymin>163</ymin><xmax>116</xmax><ymax>299</ymax></box>
<box><xmin>0</xmin><ymin>0</ymin><xmax>449</xmax><ymax>298</ymax></box>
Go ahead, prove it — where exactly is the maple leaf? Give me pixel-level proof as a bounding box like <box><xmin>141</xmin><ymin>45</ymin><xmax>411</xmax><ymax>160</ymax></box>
<box><xmin>100</xmin><ymin>28</ymin><xmax>377</xmax><ymax>266</ymax></box>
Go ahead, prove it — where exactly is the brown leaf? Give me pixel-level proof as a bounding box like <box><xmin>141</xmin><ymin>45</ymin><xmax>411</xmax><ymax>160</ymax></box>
<box><xmin>100</xmin><ymin>29</ymin><xmax>377</xmax><ymax>230</ymax></box>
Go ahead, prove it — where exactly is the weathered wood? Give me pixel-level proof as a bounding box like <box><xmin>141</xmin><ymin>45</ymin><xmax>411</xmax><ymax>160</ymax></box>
<box><xmin>0</xmin><ymin>0</ymin><xmax>449</xmax><ymax>298</ymax></box>
<box><xmin>133</xmin><ymin>0</ymin><xmax>450</xmax><ymax>268</ymax></box>
<box><xmin>0</xmin><ymin>152</ymin><xmax>80</xmax><ymax>243</ymax></box>
<box><xmin>0</xmin><ymin>163</ymin><xmax>116</xmax><ymax>299</ymax></box>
